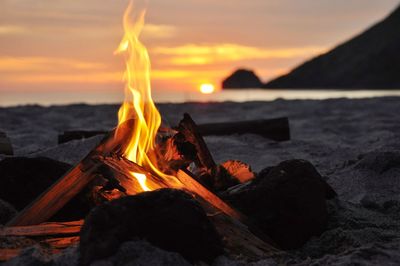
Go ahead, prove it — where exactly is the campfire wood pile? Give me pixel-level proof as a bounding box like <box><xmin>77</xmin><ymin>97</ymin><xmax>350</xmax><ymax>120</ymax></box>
<box><xmin>1</xmin><ymin>114</ymin><xmax>291</xmax><ymax>262</ymax></box>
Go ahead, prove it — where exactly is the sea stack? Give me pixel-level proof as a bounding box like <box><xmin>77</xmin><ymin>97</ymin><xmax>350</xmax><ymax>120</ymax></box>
<box><xmin>222</xmin><ymin>69</ymin><xmax>263</xmax><ymax>89</ymax></box>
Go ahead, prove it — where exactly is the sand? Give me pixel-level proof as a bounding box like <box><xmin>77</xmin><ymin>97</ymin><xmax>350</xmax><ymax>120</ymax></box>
<box><xmin>0</xmin><ymin>97</ymin><xmax>399</xmax><ymax>265</ymax></box>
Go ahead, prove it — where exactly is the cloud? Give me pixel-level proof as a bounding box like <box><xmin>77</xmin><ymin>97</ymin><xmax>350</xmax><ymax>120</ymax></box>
<box><xmin>0</xmin><ymin>25</ymin><xmax>26</xmax><ymax>35</ymax></box>
<box><xmin>152</xmin><ymin>43</ymin><xmax>326</xmax><ymax>65</ymax></box>
<box><xmin>142</xmin><ymin>24</ymin><xmax>177</xmax><ymax>39</ymax></box>
<box><xmin>0</xmin><ymin>57</ymin><xmax>107</xmax><ymax>72</ymax></box>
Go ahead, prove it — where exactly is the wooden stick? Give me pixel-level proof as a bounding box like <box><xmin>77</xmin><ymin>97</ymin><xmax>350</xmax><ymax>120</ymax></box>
<box><xmin>177</xmin><ymin>113</ymin><xmax>217</xmax><ymax>169</ymax></box>
<box><xmin>41</xmin><ymin>236</ymin><xmax>80</xmax><ymax>249</ymax></box>
<box><xmin>6</xmin><ymin>162</ymin><xmax>100</xmax><ymax>226</ymax></box>
<box><xmin>7</xmin><ymin>120</ymin><xmax>135</xmax><ymax>226</ymax></box>
<box><xmin>1</xmin><ymin>220</ymin><xmax>83</xmax><ymax>237</ymax></box>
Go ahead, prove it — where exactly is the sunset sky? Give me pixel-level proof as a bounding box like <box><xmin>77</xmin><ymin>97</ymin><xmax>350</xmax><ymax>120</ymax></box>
<box><xmin>0</xmin><ymin>0</ymin><xmax>399</xmax><ymax>95</ymax></box>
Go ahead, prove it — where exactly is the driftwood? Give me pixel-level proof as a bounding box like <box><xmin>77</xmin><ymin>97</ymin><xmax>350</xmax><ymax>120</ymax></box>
<box><xmin>1</xmin><ymin>220</ymin><xmax>83</xmax><ymax>237</ymax></box>
<box><xmin>0</xmin><ymin>132</ymin><xmax>13</xmax><ymax>156</ymax></box>
<box><xmin>57</xmin><ymin>117</ymin><xmax>290</xmax><ymax>144</ymax></box>
<box><xmin>0</xmin><ymin>221</ymin><xmax>82</xmax><ymax>261</ymax></box>
<box><xmin>198</xmin><ymin>117</ymin><xmax>290</xmax><ymax>141</ymax></box>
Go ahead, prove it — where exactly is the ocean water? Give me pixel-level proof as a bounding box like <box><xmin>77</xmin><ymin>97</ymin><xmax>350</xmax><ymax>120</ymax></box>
<box><xmin>1</xmin><ymin>89</ymin><xmax>400</xmax><ymax>106</ymax></box>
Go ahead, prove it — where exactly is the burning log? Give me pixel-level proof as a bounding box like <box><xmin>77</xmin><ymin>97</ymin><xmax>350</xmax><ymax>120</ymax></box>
<box><xmin>174</xmin><ymin>113</ymin><xmax>245</xmax><ymax>191</ymax></box>
<box><xmin>0</xmin><ymin>132</ymin><xmax>13</xmax><ymax>156</ymax></box>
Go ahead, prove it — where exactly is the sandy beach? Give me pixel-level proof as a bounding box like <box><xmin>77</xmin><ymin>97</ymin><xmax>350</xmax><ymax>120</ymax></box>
<box><xmin>1</xmin><ymin>97</ymin><xmax>399</xmax><ymax>265</ymax></box>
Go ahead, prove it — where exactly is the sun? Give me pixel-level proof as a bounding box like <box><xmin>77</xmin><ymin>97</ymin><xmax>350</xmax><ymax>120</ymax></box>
<box><xmin>199</xmin><ymin>83</ymin><xmax>215</xmax><ymax>94</ymax></box>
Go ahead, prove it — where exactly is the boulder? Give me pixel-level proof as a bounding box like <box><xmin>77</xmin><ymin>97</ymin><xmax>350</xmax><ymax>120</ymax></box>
<box><xmin>79</xmin><ymin>189</ymin><xmax>223</xmax><ymax>265</ymax></box>
<box><xmin>223</xmin><ymin>159</ymin><xmax>336</xmax><ymax>249</ymax></box>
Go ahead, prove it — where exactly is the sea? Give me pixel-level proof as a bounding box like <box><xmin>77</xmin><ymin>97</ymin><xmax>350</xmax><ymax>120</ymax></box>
<box><xmin>1</xmin><ymin>89</ymin><xmax>400</xmax><ymax>107</ymax></box>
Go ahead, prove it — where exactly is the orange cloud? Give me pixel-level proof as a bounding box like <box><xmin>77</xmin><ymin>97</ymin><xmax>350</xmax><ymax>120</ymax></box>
<box><xmin>142</xmin><ymin>24</ymin><xmax>177</xmax><ymax>39</ymax></box>
<box><xmin>152</xmin><ymin>43</ymin><xmax>326</xmax><ymax>65</ymax></box>
<box><xmin>0</xmin><ymin>25</ymin><xmax>26</xmax><ymax>35</ymax></box>
<box><xmin>0</xmin><ymin>56</ymin><xmax>107</xmax><ymax>72</ymax></box>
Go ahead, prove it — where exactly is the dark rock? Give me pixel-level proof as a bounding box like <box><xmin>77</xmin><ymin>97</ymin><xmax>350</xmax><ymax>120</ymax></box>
<box><xmin>0</xmin><ymin>199</ymin><xmax>17</xmax><ymax>224</ymax></box>
<box><xmin>79</xmin><ymin>189</ymin><xmax>223</xmax><ymax>265</ymax></box>
<box><xmin>264</xmin><ymin>5</ymin><xmax>400</xmax><ymax>89</ymax></box>
<box><xmin>223</xmin><ymin>159</ymin><xmax>337</xmax><ymax>249</ymax></box>
<box><xmin>0</xmin><ymin>157</ymin><xmax>92</xmax><ymax>221</ymax></box>
<box><xmin>222</xmin><ymin>69</ymin><xmax>263</xmax><ymax>89</ymax></box>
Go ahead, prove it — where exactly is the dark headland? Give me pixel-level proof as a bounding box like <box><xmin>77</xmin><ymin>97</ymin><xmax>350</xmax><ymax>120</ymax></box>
<box><xmin>223</xmin><ymin>5</ymin><xmax>400</xmax><ymax>89</ymax></box>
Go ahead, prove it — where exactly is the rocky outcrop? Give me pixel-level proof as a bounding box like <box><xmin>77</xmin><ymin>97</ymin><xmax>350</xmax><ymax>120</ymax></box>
<box><xmin>222</xmin><ymin>69</ymin><xmax>263</xmax><ymax>89</ymax></box>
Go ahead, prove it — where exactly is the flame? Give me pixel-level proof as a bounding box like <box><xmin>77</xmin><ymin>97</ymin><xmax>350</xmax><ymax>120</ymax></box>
<box><xmin>114</xmin><ymin>2</ymin><xmax>181</xmax><ymax>192</ymax></box>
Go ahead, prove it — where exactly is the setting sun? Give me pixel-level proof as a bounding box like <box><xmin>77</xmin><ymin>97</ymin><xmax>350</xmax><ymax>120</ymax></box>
<box><xmin>199</xmin><ymin>83</ymin><xmax>215</xmax><ymax>94</ymax></box>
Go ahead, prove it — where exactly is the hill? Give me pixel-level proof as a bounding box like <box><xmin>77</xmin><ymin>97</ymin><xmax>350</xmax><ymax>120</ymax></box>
<box><xmin>264</xmin><ymin>5</ymin><xmax>400</xmax><ymax>89</ymax></box>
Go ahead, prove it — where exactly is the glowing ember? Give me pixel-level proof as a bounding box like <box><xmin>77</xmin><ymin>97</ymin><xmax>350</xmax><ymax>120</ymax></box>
<box><xmin>131</xmin><ymin>172</ymin><xmax>150</xmax><ymax>191</ymax></box>
<box><xmin>114</xmin><ymin>1</ymin><xmax>181</xmax><ymax>191</ymax></box>
<box><xmin>200</xmin><ymin>83</ymin><xmax>215</xmax><ymax>94</ymax></box>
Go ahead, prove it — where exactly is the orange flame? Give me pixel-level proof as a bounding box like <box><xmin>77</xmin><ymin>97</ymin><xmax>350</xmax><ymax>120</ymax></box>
<box><xmin>114</xmin><ymin>2</ymin><xmax>181</xmax><ymax>192</ymax></box>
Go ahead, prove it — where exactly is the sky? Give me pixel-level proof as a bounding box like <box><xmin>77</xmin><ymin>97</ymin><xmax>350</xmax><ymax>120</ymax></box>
<box><xmin>0</xmin><ymin>0</ymin><xmax>399</xmax><ymax>95</ymax></box>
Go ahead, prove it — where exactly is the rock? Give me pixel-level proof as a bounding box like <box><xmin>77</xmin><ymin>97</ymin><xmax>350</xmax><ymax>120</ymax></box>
<box><xmin>0</xmin><ymin>199</ymin><xmax>17</xmax><ymax>224</ymax></box>
<box><xmin>0</xmin><ymin>157</ymin><xmax>92</xmax><ymax>221</ymax></box>
<box><xmin>91</xmin><ymin>240</ymin><xmax>191</xmax><ymax>266</ymax></box>
<box><xmin>222</xmin><ymin>69</ymin><xmax>263</xmax><ymax>89</ymax></box>
<box><xmin>223</xmin><ymin>159</ymin><xmax>336</xmax><ymax>249</ymax></box>
<box><xmin>79</xmin><ymin>189</ymin><xmax>223</xmax><ymax>265</ymax></box>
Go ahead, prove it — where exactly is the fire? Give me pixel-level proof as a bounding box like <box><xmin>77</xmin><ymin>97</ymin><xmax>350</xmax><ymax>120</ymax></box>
<box><xmin>200</xmin><ymin>83</ymin><xmax>215</xmax><ymax>94</ymax></box>
<box><xmin>114</xmin><ymin>2</ymin><xmax>181</xmax><ymax>192</ymax></box>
